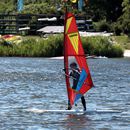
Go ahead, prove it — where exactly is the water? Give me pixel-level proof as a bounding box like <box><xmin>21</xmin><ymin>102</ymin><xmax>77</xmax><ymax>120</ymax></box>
<box><xmin>0</xmin><ymin>57</ymin><xmax>129</xmax><ymax>130</ymax></box>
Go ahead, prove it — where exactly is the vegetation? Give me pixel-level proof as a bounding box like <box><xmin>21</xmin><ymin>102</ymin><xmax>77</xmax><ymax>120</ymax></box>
<box><xmin>81</xmin><ymin>36</ymin><xmax>123</xmax><ymax>57</ymax></box>
<box><xmin>0</xmin><ymin>0</ymin><xmax>129</xmax><ymax>56</ymax></box>
<box><xmin>0</xmin><ymin>35</ymin><xmax>63</xmax><ymax>57</ymax></box>
<box><xmin>118</xmin><ymin>0</ymin><xmax>130</xmax><ymax>35</ymax></box>
<box><xmin>111</xmin><ymin>35</ymin><xmax>130</xmax><ymax>49</ymax></box>
<box><xmin>0</xmin><ymin>0</ymin><xmax>129</xmax><ymax>35</ymax></box>
<box><xmin>93</xmin><ymin>20</ymin><xmax>112</xmax><ymax>32</ymax></box>
<box><xmin>0</xmin><ymin>35</ymin><xmax>123</xmax><ymax>57</ymax></box>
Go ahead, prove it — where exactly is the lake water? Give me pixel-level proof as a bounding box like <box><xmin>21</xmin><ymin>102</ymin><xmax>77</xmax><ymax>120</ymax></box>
<box><xmin>0</xmin><ymin>57</ymin><xmax>129</xmax><ymax>130</ymax></box>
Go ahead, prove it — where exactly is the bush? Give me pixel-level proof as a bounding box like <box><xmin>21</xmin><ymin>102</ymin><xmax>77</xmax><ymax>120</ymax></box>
<box><xmin>94</xmin><ymin>20</ymin><xmax>111</xmax><ymax>32</ymax></box>
<box><xmin>94</xmin><ymin>20</ymin><xmax>112</xmax><ymax>32</ymax></box>
<box><xmin>0</xmin><ymin>35</ymin><xmax>123</xmax><ymax>57</ymax></box>
<box><xmin>112</xmin><ymin>22</ymin><xmax>122</xmax><ymax>36</ymax></box>
<box><xmin>81</xmin><ymin>36</ymin><xmax>123</xmax><ymax>57</ymax></box>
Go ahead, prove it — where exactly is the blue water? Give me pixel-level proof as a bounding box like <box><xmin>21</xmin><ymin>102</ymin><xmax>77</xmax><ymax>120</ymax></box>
<box><xmin>0</xmin><ymin>57</ymin><xmax>129</xmax><ymax>130</ymax></box>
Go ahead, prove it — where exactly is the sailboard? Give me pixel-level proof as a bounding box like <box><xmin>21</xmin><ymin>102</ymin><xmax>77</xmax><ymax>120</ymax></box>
<box><xmin>26</xmin><ymin>108</ymin><xmax>87</xmax><ymax>115</ymax></box>
<box><xmin>63</xmin><ymin>11</ymin><xmax>94</xmax><ymax>107</ymax></box>
<box><xmin>25</xmin><ymin>108</ymin><xmax>122</xmax><ymax>115</ymax></box>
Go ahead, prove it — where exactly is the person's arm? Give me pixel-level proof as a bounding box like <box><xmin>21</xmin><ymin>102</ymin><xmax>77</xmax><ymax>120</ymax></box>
<box><xmin>71</xmin><ymin>68</ymin><xmax>80</xmax><ymax>74</ymax></box>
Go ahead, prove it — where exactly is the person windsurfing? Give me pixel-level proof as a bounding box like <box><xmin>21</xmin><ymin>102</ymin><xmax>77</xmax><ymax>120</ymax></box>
<box><xmin>65</xmin><ymin>62</ymin><xmax>87</xmax><ymax>111</ymax></box>
<box><xmin>63</xmin><ymin>11</ymin><xmax>93</xmax><ymax>112</ymax></box>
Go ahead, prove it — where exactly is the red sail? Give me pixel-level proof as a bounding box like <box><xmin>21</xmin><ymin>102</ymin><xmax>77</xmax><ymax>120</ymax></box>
<box><xmin>64</xmin><ymin>12</ymin><xmax>93</xmax><ymax>106</ymax></box>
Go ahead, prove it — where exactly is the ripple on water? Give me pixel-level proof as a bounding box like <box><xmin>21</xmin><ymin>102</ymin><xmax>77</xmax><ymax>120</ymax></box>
<box><xmin>0</xmin><ymin>57</ymin><xmax>129</xmax><ymax>130</ymax></box>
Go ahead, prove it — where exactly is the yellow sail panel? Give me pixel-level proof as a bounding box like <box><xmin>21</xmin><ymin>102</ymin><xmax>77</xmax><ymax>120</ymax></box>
<box><xmin>68</xmin><ymin>32</ymin><xmax>79</xmax><ymax>54</ymax></box>
<box><xmin>65</xmin><ymin>17</ymin><xmax>73</xmax><ymax>34</ymax></box>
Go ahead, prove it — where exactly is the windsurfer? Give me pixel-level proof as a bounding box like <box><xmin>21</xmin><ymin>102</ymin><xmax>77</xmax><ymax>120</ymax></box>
<box><xmin>67</xmin><ymin>62</ymin><xmax>87</xmax><ymax>111</ymax></box>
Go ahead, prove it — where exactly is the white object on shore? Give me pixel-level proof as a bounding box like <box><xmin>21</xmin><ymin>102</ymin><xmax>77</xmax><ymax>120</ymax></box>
<box><xmin>38</xmin><ymin>17</ymin><xmax>57</xmax><ymax>21</ymax></box>
<box><xmin>79</xmin><ymin>31</ymin><xmax>113</xmax><ymax>37</ymax></box>
<box><xmin>37</xmin><ymin>26</ymin><xmax>64</xmax><ymax>34</ymax></box>
<box><xmin>19</xmin><ymin>27</ymin><xmax>30</xmax><ymax>31</ymax></box>
<box><xmin>124</xmin><ymin>50</ymin><xmax>130</xmax><ymax>57</ymax></box>
<box><xmin>37</xmin><ymin>26</ymin><xmax>113</xmax><ymax>36</ymax></box>
<box><xmin>49</xmin><ymin>56</ymin><xmax>64</xmax><ymax>60</ymax></box>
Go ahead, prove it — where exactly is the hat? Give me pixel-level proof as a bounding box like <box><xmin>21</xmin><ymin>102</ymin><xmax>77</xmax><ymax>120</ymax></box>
<box><xmin>70</xmin><ymin>62</ymin><xmax>77</xmax><ymax>67</ymax></box>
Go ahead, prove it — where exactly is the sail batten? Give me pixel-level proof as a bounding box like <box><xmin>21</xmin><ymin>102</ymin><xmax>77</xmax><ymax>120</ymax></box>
<box><xmin>64</xmin><ymin>12</ymin><xmax>93</xmax><ymax>106</ymax></box>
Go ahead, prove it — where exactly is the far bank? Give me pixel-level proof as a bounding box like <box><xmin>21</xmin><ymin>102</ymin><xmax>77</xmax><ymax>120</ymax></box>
<box><xmin>0</xmin><ymin>35</ymin><xmax>124</xmax><ymax>58</ymax></box>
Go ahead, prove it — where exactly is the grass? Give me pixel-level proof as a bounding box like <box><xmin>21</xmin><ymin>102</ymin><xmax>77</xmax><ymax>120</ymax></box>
<box><xmin>111</xmin><ymin>35</ymin><xmax>130</xmax><ymax>49</ymax></box>
<box><xmin>81</xmin><ymin>36</ymin><xmax>123</xmax><ymax>57</ymax></box>
<box><xmin>0</xmin><ymin>35</ymin><xmax>124</xmax><ymax>57</ymax></box>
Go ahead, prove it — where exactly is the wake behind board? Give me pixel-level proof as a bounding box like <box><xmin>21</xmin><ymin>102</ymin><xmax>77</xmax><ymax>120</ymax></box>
<box><xmin>26</xmin><ymin>108</ymin><xmax>86</xmax><ymax>115</ymax></box>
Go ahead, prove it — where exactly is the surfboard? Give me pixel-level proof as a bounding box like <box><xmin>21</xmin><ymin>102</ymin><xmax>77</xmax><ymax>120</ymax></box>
<box><xmin>25</xmin><ymin>108</ymin><xmax>122</xmax><ymax>114</ymax></box>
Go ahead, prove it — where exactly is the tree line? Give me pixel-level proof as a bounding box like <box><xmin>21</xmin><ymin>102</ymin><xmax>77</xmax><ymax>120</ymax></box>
<box><xmin>0</xmin><ymin>0</ymin><xmax>129</xmax><ymax>35</ymax></box>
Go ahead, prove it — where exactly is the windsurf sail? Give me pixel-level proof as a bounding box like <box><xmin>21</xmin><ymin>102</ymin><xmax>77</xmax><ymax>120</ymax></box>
<box><xmin>64</xmin><ymin>12</ymin><xmax>93</xmax><ymax>107</ymax></box>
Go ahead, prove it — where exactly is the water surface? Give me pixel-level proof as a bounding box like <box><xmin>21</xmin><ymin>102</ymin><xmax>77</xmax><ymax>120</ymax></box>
<box><xmin>0</xmin><ymin>57</ymin><xmax>129</xmax><ymax>130</ymax></box>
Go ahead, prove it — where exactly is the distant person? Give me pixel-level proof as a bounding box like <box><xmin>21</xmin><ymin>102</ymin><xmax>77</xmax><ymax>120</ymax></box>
<box><xmin>65</xmin><ymin>62</ymin><xmax>87</xmax><ymax>111</ymax></box>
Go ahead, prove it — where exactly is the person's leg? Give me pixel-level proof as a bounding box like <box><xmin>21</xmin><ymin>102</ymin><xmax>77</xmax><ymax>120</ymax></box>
<box><xmin>67</xmin><ymin>100</ymin><xmax>72</xmax><ymax>110</ymax></box>
<box><xmin>81</xmin><ymin>96</ymin><xmax>86</xmax><ymax>111</ymax></box>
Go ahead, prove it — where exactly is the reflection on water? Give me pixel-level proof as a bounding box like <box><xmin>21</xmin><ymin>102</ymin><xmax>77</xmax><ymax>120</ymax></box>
<box><xmin>0</xmin><ymin>57</ymin><xmax>130</xmax><ymax>130</ymax></box>
<box><xmin>63</xmin><ymin>114</ymin><xmax>91</xmax><ymax>130</ymax></box>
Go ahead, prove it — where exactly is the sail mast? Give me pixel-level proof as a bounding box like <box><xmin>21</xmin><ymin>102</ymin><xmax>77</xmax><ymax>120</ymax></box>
<box><xmin>63</xmin><ymin>3</ymin><xmax>70</xmax><ymax>105</ymax></box>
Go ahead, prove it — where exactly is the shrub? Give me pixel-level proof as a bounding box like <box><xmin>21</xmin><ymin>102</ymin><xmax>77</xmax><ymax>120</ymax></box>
<box><xmin>94</xmin><ymin>20</ymin><xmax>112</xmax><ymax>32</ymax></box>
<box><xmin>81</xmin><ymin>36</ymin><xmax>123</xmax><ymax>57</ymax></box>
<box><xmin>0</xmin><ymin>35</ymin><xmax>123</xmax><ymax>57</ymax></box>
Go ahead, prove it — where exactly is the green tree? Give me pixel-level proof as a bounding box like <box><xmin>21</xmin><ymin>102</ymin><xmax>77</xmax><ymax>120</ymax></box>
<box><xmin>20</xmin><ymin>0</ymin><xmax>63</xmax><ymax>14</ymax></box>
<box><xmin>86</xmin><ymin>0</ymin><xmax>123</xmax><ymax>22</ymax></box>
<box><xmin>0</xmin><ymin>0</ymin><xmax>16</xmax><ymax>13</ymax></box>
<box><xmin>0</xmin><ymin>2</ymin><xmax>6</xmax><ymax>13</ymax></box>
<box><xmin>105</xmin><ymin>0</ymin><xmax>123</xmax><ymax>22</ymax></box>
<box><xmin>120</xmin><ymin>0</ymin><xmax>130</xmax><ymax>34</ymax></box>
<box><xmin>85</xmin><ymin>0</ymin><xmax>107</xmax><ymax>21</ymax></box>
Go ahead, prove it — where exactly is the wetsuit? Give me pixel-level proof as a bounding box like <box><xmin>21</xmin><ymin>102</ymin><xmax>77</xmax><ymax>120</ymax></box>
<box><xmin>68</xmin><ymin>68</ymin><xmax>86</xmax><ymax>111</ymax></box>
